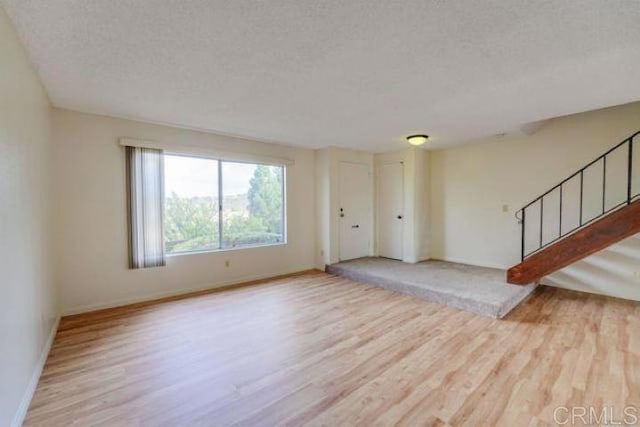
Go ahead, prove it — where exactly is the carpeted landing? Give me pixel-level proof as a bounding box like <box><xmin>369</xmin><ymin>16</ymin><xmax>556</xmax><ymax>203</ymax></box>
<box><xmin>326</xmin><ymin>257</ymin><xmax>536</xmax><ymax>318</ymax></box>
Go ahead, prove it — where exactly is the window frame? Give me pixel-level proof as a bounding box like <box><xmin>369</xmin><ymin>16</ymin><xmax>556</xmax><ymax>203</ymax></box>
<box><xmin>163</xmin><ymin>152</ymin><xmax>287</xmax><ymax>256</ymax></box>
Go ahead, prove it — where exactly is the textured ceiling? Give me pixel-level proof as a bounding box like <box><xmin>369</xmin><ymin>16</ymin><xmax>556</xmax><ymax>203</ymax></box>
<box><xmin>3</xmin><ymin>0</ymin><xmax>640</xmax><ymax>151</ymax></box>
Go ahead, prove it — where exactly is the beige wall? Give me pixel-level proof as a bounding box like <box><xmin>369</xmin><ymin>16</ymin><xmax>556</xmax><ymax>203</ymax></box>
<box><xmin>0</xmin><ymin>8</ymin><xmax>57</xmax><ymax>427</ymax></box>
<box><xmin>430</xmin><ymin>101</ymin><xmax>640</xmax><ymax>299</ymax></box>
<box><xmin>2</xmin><ymin>2</ymin><xmax>639</xmax><ymax>421</ymax></box>
<box><xmin>52</xmin><ymin>109</ymin><xmax>317</xmax><ymax>314</ymax></box>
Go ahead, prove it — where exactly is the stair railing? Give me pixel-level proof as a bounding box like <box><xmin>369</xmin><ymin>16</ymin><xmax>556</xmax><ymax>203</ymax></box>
<box><xmin>517</xmin><ymin>130</ymin><xmax>640</xmax><ymax>261</ymax></box>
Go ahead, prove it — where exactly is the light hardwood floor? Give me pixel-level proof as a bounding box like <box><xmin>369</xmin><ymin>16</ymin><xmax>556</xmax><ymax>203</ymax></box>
<box><xmin>25</xmin><ymin>271</ymin><xmax>640</xmax><ymax>426</ymax></box>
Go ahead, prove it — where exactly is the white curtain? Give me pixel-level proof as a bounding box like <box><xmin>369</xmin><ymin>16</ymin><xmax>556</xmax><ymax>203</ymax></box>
<box><xmin>126</xmin><ymin>146</ymin><xmax>166</xmax><ymax>268</ymax></box>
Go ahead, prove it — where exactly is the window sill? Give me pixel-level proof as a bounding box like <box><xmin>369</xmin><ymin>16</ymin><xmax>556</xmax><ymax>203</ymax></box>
<box><xmin>166</xmin><ymin>242</ymin><xmax>287</xmax><ymax>258</ymax></box>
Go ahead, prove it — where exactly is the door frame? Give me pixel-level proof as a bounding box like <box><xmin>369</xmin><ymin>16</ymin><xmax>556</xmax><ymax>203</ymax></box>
<box><xmin>376</xmin><ymin>161</ymin><xmax>405</xmax><ymax>260</ymax></box>
<box><xmin>338</xmin><ymin>161</ymin><xmax>373</xmax><ymax>261</ymax></box>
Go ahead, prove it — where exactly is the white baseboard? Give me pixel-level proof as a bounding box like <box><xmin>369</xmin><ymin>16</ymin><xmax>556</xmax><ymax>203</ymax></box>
<box><xmin>61</xmin><ymin>266</ymin><xmax>316</xmax><ymax>316</ymax></box>
<box><xmin>11</xmin><ymin>316</ymin><xmax>60</xmax><ymax>427</ymax></box>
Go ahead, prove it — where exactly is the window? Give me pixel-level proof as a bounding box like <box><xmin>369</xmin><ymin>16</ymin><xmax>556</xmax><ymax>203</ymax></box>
<box><xmin>163</xmin><ymin>154</ymin><xmax>285</xmax><ymax>254</ymax></box>
<box><xmin>221</xmin><ymin>161</ymin><xmax>285</xmax><ymax>248</ymax></box>
<box><xmin>164</xmin><ymin>155</ymin><xmax>219</xmax><ymax>253</ymax></box>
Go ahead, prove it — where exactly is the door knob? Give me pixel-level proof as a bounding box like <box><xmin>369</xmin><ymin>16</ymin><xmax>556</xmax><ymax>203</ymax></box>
<box><xmin>351</xmin><ymin>224</ymin><xmax>360</xmax><ymax>228</ymax></box>
<box><xmin>397</xmin><ymin>215</ymin><xmax>403</xmax><ymax>219</ymax></box>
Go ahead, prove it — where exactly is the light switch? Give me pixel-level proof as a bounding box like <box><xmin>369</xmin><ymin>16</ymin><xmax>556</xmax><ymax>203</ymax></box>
<box><xmin>502</xmin><ymin>204</ymin><xmax>509</xmax><ymax>212</ymax></box>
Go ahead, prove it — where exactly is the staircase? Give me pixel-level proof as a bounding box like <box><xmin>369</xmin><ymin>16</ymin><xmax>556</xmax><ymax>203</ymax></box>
<box><xmin>507</xmin><ymin>130</ymin><xmax>640</xmax><ymax>285</ymax></box>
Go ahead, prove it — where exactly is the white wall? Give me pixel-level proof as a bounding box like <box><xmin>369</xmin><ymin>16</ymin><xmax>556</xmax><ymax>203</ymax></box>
<box><xmin>413</xmin><ymin>148</ymin><xmax>431</xmax><ymax>262</ymax></box>
<box><xmin>315</xmin><ymin>147</ymin><xmax>374</xmax><ymax>266</ymax></box>
<box><xmin>0</xmin><ymin>8</ymin><xmax>58</xmax><ymax>427</ymax></box>
<box><xmin>430</xmin><ymin>101</ymin><xmax>640</xmax><ymax>300</ymax></box>
<box><xmin>315</xmin><ymin>149</ymin><xmax>332</xmax><ymax>268</ymax></box>
<box><xmin>544</xmin><ymin>234</ymin><xmax>640</xmax><ymax>302</ymax></box>
<box><xmin>52</xmin><ymin>109</ymin><xmax>317</xmax><ymax>314</ymax></box>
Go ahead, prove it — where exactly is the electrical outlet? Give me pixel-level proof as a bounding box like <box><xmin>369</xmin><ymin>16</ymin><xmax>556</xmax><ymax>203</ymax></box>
<box><xmin>225</xmin><ymin>260</ymin><xmax>230</xmax><ymax>268</ymax></box>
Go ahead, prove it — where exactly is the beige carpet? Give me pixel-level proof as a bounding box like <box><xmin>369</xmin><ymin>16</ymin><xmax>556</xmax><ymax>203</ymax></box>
<box><xmin>326</xmin><ymin>257</ymin><xmax>536</xmax><ymax>318</ymax></box>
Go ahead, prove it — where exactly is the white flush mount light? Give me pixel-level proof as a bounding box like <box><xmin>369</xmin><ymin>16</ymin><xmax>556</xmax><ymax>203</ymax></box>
<box><xmin>406</xmin><ymin>134</ymin><xmax>429</xmax><ymax>146</ymax></box>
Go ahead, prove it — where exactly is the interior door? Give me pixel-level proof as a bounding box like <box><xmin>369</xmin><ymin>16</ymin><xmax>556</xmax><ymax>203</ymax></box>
<box><xmin>378</xmin><ymin>162</ymin><xmax>404</xmax><ymax>260</ymax></box>
<box><xmin>339</xmin><ymin>162</ymin><xmax>371</xmax><ymax>261</ymax></box>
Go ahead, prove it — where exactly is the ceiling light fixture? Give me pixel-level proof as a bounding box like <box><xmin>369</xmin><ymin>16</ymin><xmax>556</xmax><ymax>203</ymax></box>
<box><xmin>406</xmin><ymin>134</ymin><xmax>429</xmax><ymax>146</ymax></box>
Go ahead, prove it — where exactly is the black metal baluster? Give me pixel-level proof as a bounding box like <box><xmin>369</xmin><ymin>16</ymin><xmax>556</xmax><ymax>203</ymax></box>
<box><xmin>628</xmin><ymin>138</ymin><xmax>633</xmax><ymax>204</ymax></box>
<box><xmin>602</xmin><ymin>156</ymin><xmax>606</xmax><ymax>214</ymax></box>
<box><xmin>521</xmin><ymin>208</ymin><xmax>526</xmax><ymax>261</ymax></box>
<box><xmin>579</xmin><ymin>170</ymin><xmax>584</xmax><ymax>226</ymax></box>
<box><xmin>559</xmin><ymin>185</ymin><xmax>563</xmax><ymax>239</ymax></box>
<box><xmin>539</xmin><ymin>197</ymin><xmax>543</xmax><ymax>249</ymax></box>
